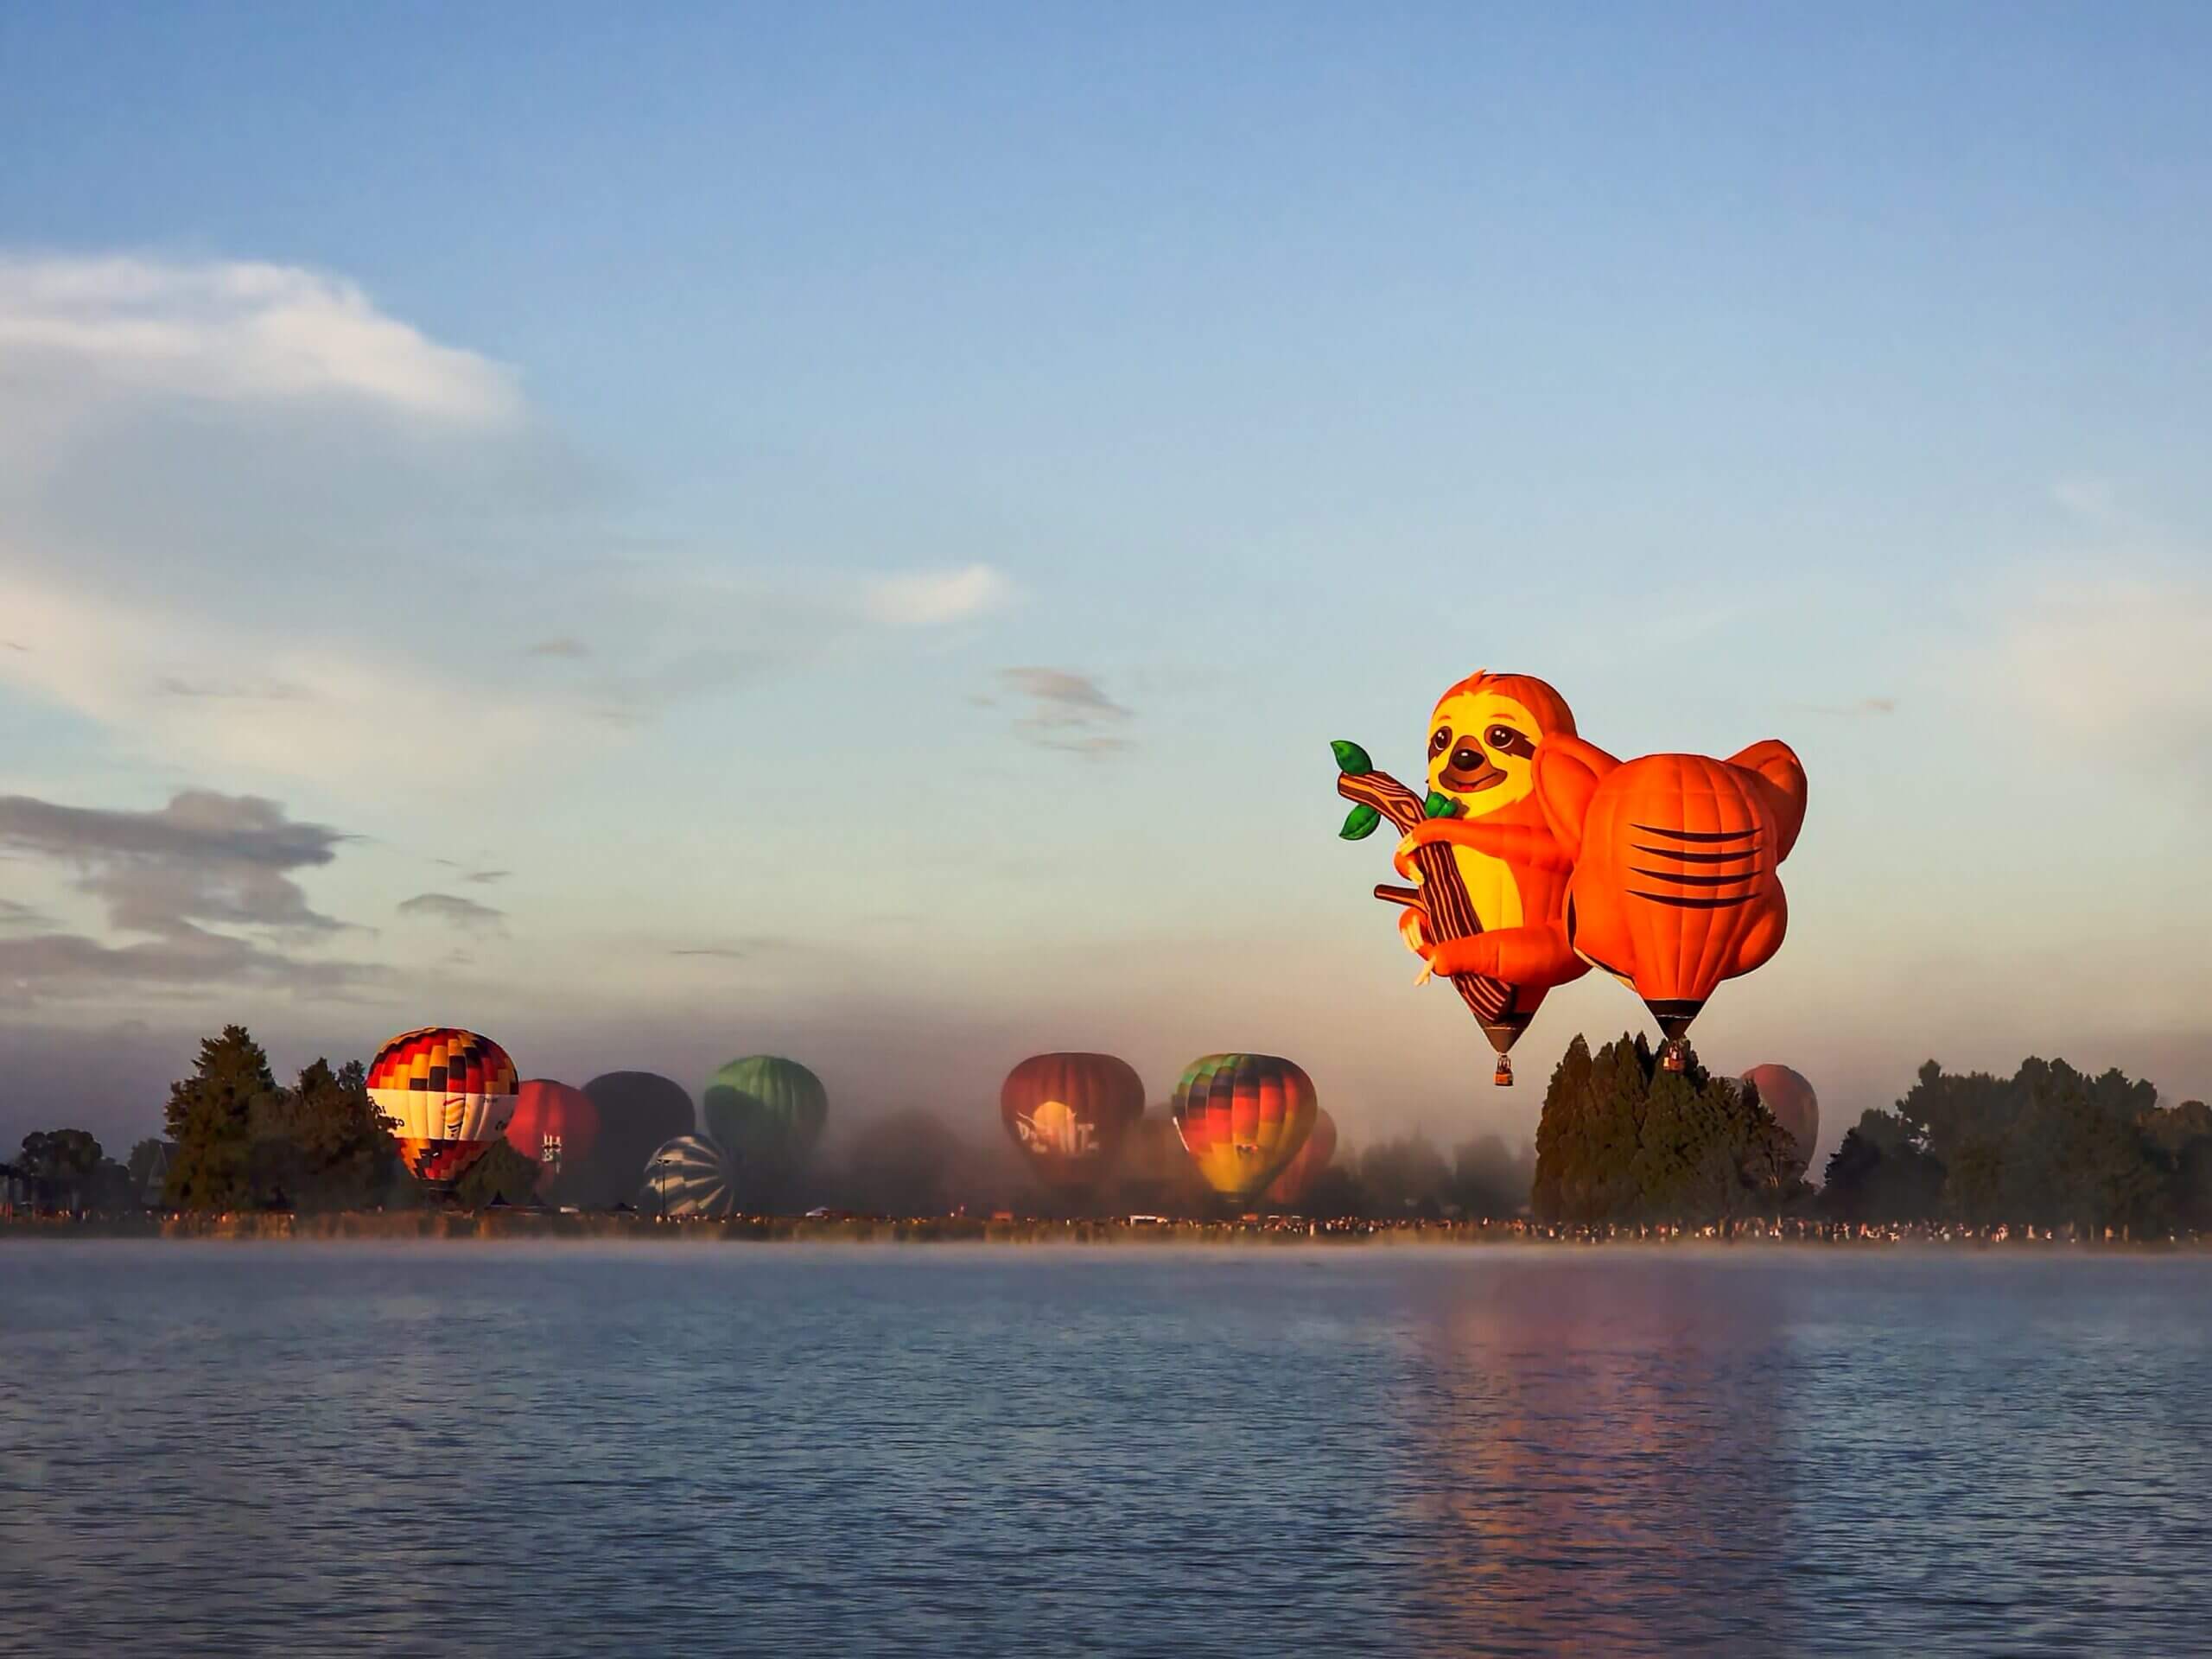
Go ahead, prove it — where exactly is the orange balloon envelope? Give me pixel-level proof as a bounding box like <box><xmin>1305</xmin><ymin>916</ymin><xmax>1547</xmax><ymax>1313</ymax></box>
<box><xmin>1000</xmin><ymin>1052</ymin><xmax>1147</xmax><ymax>1192</ymax></box>
<box><xmin>1171</xmin><ymin>1053</ymin><xmax>1318</xmax><ymax>1206</ymax></box>
<box><xmin>504</xmin><ymin>1079</ymin><xmax>601</xmax><ymax>1197</ymax></box>
<box><xmin>366</xmin><ymin>1026</ymin><xmax>519</xmax><ymax>1190</ymax></box>
<box><xmin>1535</xmin><ymin>737</ymin><xmax>1808</xmax><ymax>1067</ymax></box>
<box><xmin>1742</xmin><ymin>1064</ymin><xmax>1819</xmax><ymax>1178</ymax></box>
<box><xmin>1265</xmin><ymin>1106</ymin><xmax>1338</xmax><ymax>1208</ymax></box>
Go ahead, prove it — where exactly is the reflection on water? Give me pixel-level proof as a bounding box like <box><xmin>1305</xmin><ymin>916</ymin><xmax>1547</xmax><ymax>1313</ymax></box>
<box><xmin>4</xmin><ymin>1245</ymin><xmax>2211</xmax><ymax>1656</ymax></box>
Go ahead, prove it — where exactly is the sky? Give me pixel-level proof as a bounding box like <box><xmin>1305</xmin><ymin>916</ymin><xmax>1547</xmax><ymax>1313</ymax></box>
<box><xmin>2</xmin><ymin>3</ymin><xmax>2209</xmax><ymax>1166</ymax></box>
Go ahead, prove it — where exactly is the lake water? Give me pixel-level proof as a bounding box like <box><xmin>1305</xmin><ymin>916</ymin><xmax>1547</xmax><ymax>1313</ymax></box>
<box><xmin>4</xmin><ymin>1244</ymin><xmax>2211</xmax><ymax>1656</ymax></box>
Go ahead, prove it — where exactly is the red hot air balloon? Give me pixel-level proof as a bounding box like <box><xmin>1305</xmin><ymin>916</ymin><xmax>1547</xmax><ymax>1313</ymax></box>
<box><xmin>504</xmin><ymin>1080</ymin><xmax>601</xmax><ymax>1198</ymax></box>
<box><xmin>1265</xmin><ymin>1106</ymin><xmax>1338</xmax><ymax>1209</ymax></box>
<box><xmin>1001</xmin><ymin>1053</ymin><xmax>1147</xmax><ymax>1194</ymax></box>
<box><xmin>1741</xmin><ymin>1064</ymin><xmax>1819</xmax><ymax>1179</ymax></box>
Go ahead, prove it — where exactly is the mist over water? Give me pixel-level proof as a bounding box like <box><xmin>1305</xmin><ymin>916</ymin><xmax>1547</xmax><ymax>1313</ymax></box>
<box><xmin>6</xmin><ymin>1245</ymin><xmax>2211</xmax><ymax>1656</ymax></box>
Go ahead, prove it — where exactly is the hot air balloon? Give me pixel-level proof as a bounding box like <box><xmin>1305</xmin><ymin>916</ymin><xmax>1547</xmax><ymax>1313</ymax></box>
<box><xmin>503</xmin><ymin>1080</ymin><xmax>600</xmax><ymax>1198</ymax></box>
<box><xmin>1742</xmin><ymin>1064</ymin><xmax>1819</xmax><ymax>1179</ymax></box>
<box><xmin>1535</xmin><ymin>737</ymin><xmax>1808</xmax><ymax>1072</ymax></box>
<box><xmin>1001</xmin><ymin>1052</ymin><xmax>1146</xmax><ymax>1195</ymax></box>
<box><xmin>1171</xmin><ymin>1053</ymin><xmax>1318</xmax><ymax>1208</ymax></box>
<box><xmin>1333</xmin><ymin>671</ymin><xmax>1586</xmax><ymax>1085</ymax></box>
<box><xmin>367</xmin><ymin>1027</ymin><xmax>519</xmax><ymax>1194</ymax></box>
<box><xmin>703</xmin><ymin>1057</ymin><xmax>828</xmax><ymax>1172</ymax></box>
<box><xmin>1265</xmin><ymin>1106</ymin><xmax>1338</xmax><ymax>1210</ymax></box>
<box><xmin>641</xmin><ymin>1135</ymin><xmax>737</xmax><ymax>1217</ymax></box>
<box><xmin>582</xmin><ymin>1072</ymin><xmax>697</xmax><ymax>1206</ymax></box>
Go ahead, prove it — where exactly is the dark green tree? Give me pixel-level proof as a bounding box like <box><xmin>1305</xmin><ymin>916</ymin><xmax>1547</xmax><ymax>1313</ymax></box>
<box><xmin>1894</xmin><ymin>1057</ymin><xmax>2169</xmax><ymax>1232</ymax></box>
<box><xmin>249</xmin><ymin>1058</ymin><xmax>394</xmax><ymax>1211</ymax></box>
<box><xmin>17</xmin><ymin>1129</ymin><xmax>106</xmax><ymax>1213</ymax></box>
<box><xmin>1358</xmin><ymin>1132</ymin><xmax>1452</xmax><ymax>1218</ymax></box>
<box><xmin>1819</xmin><ymin>1109</ymin><xmax>1946</xmax><ymax>1222</ymax></box>
<box><xmin>1448</xmin><ymin>1132</ymin><xmax>1535</xmax><ymax>1218</ymax></box>
<box><xmin>125</xmin><ymin>1138</ymin><xmax>171</xmax><ymax>1204</ymax></box>
<box><xmin>839</xmin><ymin>1109</ymin><xmax>961</xmax><ymax>1217</ymax></box>
<box><xmin>1300</xmin><ymin>1161</ymin><xmax>1373</xmax><ymax>1219</ymax></box>
<box><xmin>1533</xmin><ymin>1033</ymin><xmax>1802</xmax><ymax>1223</ymax></box>
<box><xmin>163</xmin><ymin>1026</ymin><xmax>277</xmax><ymax>1211</ymax></box>
<box><xmin>454</xmin><ymin>1141</ymin><xmax>541</xmax><ymax>1208</ymax></box>
<box><xmin>2140</xmin><ymin>1098</ymin><xmax>2212</xmax><ymax>1157</ymax></box>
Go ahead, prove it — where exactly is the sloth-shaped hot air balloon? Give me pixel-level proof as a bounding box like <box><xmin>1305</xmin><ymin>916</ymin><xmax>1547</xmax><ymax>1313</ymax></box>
<box><xmin>1171</xmin><ymin>1053</ymin><xmax>1317</xmax><ymax>1208</ymax></box>
<box><xmin>367</xmin><ymin>1026</ymin><xmax>519</xmax><ymax>1195</ymax></box>
<box><xmin>1000</xmin><ymin>1052</ymin><xmax>1146</xmax><ymax>1196</ymax></box>
<box><xmin>1534</xmin><ymin>738</ymin><xmax>1808</xmax><ymax>1071</ymax></box>
<box><xmin>1334</xmin><ymin>671</ymin><xmax>1585</xmax><ymax>1084</ymax></box>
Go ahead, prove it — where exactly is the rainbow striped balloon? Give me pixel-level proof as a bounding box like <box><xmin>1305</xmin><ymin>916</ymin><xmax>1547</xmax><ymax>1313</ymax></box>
<box><xmin>1170</xmin><ymin>1053</ymin><xmax>1317</xmax><ymax>1206</ymax></box>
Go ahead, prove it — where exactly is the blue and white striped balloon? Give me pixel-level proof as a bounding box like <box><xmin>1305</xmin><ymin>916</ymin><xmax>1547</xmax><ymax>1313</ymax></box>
<box><xmin>639</xmin><ymin>1135</ymin><xmax>736</xmax><ymax>1217</ymax></box>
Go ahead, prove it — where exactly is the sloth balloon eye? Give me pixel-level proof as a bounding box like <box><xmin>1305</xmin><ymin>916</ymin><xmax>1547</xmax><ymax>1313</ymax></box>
<box><xmin>1485</xmin><ymin>725</ymin><xmax>1535</xmax><ymax>759</ymax></box>
<box><xmin>1429</xmin><ymin>728</ymin><xmax>1452</xmax><ymax>756</ymax></box>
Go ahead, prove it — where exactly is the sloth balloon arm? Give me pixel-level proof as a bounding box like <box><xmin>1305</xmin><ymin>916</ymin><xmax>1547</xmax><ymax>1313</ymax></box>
<box><xmin>1389</xmin><ymin>817</ymin><xmax>1577</xmax><ymax>874</ymax></box>
<box><xmin>1388</xmin><ymin>817</ymin><xmax>1586</xmax><ymax>989</ymax></box>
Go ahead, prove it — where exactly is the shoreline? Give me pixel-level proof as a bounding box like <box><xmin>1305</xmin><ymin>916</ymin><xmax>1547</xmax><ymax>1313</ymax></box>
<box><xmin>2</xmin><ymin>1211</ymin><xmax>2201</xmax><ymax>1249</ymax></box>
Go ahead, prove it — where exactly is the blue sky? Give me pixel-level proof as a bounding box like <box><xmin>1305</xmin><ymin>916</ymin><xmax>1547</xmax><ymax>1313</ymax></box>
<box><xmin>2</xmin><ymin>3</ymin><xmax>2209</xmax><ymax>1160</ymax></box>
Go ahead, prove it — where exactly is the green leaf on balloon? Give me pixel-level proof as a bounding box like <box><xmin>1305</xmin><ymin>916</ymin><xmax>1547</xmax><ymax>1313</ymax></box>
<box><xmin>1330</xmin><ymin>739</ymin><xmax>1373</xmax><ymax>775</ymax></box>
<box><xmin>1339</xmin><ymin>804</ymin><xmax>1382</xmax><ymax>840</ymax></box>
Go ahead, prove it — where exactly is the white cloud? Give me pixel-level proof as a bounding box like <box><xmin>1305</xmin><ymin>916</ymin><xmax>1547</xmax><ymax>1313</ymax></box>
<box><xmin>0</xmin><ymin>247</ymin><xmax>1015</xmax><ymax>801</ymax></box>
<box><xmin>0</xmin><ymin>254</ymin><xmax>520</xmax><ymax>428</ymax></box>
<box><xmin>864</xmin><ymin>563</ymin><xmax>1014</xmax><ymax>627</ymax></box>
<box><xmin>1985</xmin><ymin>575</ymin><xmax>2212</xmax><ymax>747</ymax></box>
<box><xmin>0</xmin><ymin>570</ymin><xmax>563</xmax><ymax>788</ymax></box>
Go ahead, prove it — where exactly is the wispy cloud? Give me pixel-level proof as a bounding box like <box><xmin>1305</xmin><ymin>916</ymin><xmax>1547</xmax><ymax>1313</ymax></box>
<box><xmin>866</xmin><ymin>564</ymin><xmax>1014</xmax><ymax>628</ymax></box>
<box><xmin>1980</xmin><ymin>575</ymin><xmax>2212</xmax><ymax>744</ymax></box>
<box><xmin>1792</xmin><ymin>695</ymin><xmax>1898</xmax><ymax>717</ymax></box>
<box><xmin>154</xmin><ymin>674</ymin><xmax>314</xmax><ymax>702</ymax></box>
<box><xmin>461</xmin><ymin>868</ymin><xmax>510</xmax><ymax>886</ymax></box>
<box><xmin>998</xmin><ymin>666</ymin><xmax>1135</xmax><ymax>756</ymax></box>
<box><xmin>0</xmin><ymin>247</ymin><xmax>1019</xmax><ymax>797</ymax></box>
<box><xmin>0</xmin><ymin>898</ymin><xmax>52</xmax><ymax>931</ymax></box>
<box><xmin>0</xmin><ymin>928</ymin><xmax>378</xmax><ymax>999</ymax></box>
<box><xmin>669</xmin><ymin>935</ymin><xmax>806</xmax><ymax>962</ymax></box>
<box><xmin>0</xmin><ymin>789</ymin><xmax>350</xmax><ymax>936</ymax></box>
<box><xmin>0</xmin><ymin>788</ymin><xmax>378</xmax><ymax>997</ymax></box>
<box><xmin>396</xmin><ymin>892</ymin><xmax>507</xmax><ymax>934</ymax></box>
<box><xmin>0</xmin><ymin>254</ymin><xmax>521</xmax><ymax>428</ymax></box>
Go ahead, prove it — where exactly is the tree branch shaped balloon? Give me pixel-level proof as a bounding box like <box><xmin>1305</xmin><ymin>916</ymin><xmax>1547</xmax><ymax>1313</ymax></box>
<box><xmin>1332</xmin><ymin>739</ymin><xmax>1516</xmax><ymax>1037</ymax></box>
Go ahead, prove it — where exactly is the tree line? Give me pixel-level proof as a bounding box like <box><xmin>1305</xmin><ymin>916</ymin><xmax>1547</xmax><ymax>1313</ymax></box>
<box><xmin>1820</xmin><ymin>1058</ymin><xmax>2212</xmax><ymax>1236</ymax></box>
<box><xmin>12</xmin><ymin>1021</ymin><xmax>2203</xmax><ymax>1229</ymax></box>
<box><xmin>1528</xmin><ymin>1032</ymin><xmax>2211</xmax><ymax>1234</ymax></box>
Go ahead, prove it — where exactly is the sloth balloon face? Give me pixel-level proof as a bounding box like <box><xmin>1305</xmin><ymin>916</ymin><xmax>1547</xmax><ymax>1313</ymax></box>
<box><xmin>1424</xmin><ymin>671</ymin><xmax>1579</xmax><ymax>819</ymax></box>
